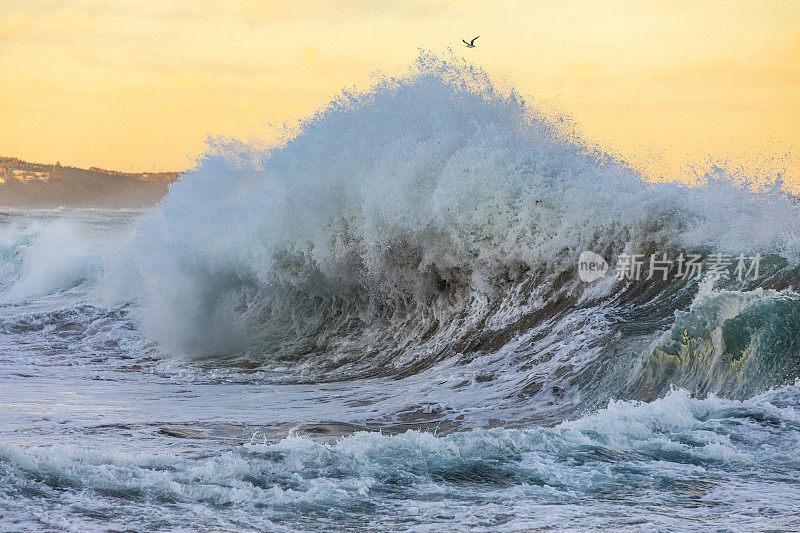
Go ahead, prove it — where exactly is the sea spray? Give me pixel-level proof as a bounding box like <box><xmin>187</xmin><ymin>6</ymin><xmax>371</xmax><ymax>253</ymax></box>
<box><xmin>118</xmin><ymin>55</ymin><xmax>800</xmax><ymax>401</ymax></box>
<box><xmin>2</xmin><ymin>55</ymin><xmax>800</xmax><ymax>532</ymax></box>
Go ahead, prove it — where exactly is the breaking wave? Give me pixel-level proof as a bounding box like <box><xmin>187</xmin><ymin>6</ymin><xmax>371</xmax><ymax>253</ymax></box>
<box><xmin>95</xmin><ymin>54</ymin><xmax>798</xmax><ymax>405</ymax></box>
<box><xmin>2</xmin><ymin>55</ymin><xmax>799</xmax><ymax>410</ymax></box>
<box><xmin>2</xmin><ymin>53</ymin><xmax>800</xmax><ymax>532</ymax></box>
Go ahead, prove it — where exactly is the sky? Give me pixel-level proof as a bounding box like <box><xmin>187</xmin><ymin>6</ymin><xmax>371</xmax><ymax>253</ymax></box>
<box><xmin>1</xmin><ymin>0</ymin><xmax>798</xmax><ymax>185</ymax></box>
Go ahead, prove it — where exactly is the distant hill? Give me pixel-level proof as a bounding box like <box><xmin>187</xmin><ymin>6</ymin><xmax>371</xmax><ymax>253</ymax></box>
<box><xmin>0</xmin><ymin>157</ymin><xmax>183</xmax><ymax>208</ymax></box>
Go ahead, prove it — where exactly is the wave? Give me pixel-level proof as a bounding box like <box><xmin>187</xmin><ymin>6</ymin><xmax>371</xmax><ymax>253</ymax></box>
<box><xmin>3</xmin><ymin>55</ymin><xmax>800</xmax><ymax>409</ymax></box>
<box><xmin>630</xmin><ymin>286</ymin><xmax>800</xmax><ymax>399</ymax></box>
<box><xmin>3</xmin><ymin>384</ymin><xmax>799</xmax><ymax>531</ymax></box>
<box><xmin>0</xmin><ymin>210</ymin><xmax>135</xmax><ymax>303</ymax></box>
<box><xmin>98</xmin><ymin>54</ymin><xmax>798</xmax><ymax>402</ymax></box>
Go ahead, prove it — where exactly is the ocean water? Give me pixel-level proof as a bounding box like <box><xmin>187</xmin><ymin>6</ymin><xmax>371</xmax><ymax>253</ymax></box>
<box><xmin>2</xmin><ymin>57</ymin><xmax>800</xmax><ymax>531</ymax></box>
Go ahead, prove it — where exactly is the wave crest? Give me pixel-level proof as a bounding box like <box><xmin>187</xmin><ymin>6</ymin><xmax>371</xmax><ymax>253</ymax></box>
<box><xmin>121</xmin><ymin>54</ymin><xmax>800</xmax><ymax>396</ymax></box>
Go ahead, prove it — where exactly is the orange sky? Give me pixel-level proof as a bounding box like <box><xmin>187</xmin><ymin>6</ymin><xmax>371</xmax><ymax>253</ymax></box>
<box><xmin>1</xmin><ymin>0</ymin><xmax>798</xmax><ymax>186</ymax></box>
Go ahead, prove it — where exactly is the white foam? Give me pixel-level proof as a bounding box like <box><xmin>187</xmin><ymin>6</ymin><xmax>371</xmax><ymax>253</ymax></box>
<box><xmin>110</xmin><ymin>55</ymin><xmax>800</xmax><ymax>362</ymax></box>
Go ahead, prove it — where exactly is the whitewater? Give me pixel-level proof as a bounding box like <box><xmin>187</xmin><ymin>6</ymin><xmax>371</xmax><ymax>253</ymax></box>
<box><xmin>2</xmin><ymin>56</ymin><xmax>800</xmax><ymax>531</ymax></box>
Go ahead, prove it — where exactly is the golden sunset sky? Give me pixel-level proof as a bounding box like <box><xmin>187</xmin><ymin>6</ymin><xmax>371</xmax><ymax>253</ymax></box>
<box><xmin>1</xmin><ymin>0</ymin><xmax>798</xmax><ymax>184</ymax></box>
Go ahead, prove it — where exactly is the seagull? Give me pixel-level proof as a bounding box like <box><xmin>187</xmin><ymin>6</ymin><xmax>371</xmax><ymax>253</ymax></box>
<box><xmin>462</xmin><ymin>36</ymin><xmax>479</xmax><ymax>48</ymax></box>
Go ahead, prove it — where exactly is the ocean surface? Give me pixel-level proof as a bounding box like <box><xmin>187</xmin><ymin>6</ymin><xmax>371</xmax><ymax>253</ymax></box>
<box><xmin>2</xmin><ymin>58</ymin><xmax>800</xmax><ymax>531</ymax></box>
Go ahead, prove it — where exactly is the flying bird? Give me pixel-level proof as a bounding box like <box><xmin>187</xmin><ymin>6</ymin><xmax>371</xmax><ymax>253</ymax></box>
<box><xmin>463</xmin><ymin>36</ymin><xmax>479</xmax><ymax>48</ymax></box>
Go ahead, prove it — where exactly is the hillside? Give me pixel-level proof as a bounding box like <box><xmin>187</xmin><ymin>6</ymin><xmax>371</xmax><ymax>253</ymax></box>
<box><xmin>0</xmin><ymin>157</ymin><xmax>182</xmax><ymax>208</ymax></box>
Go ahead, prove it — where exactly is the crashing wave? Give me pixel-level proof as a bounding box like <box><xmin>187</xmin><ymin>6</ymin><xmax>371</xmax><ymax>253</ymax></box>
<box><xmin>3</xmin><ymin>55</ymin><xmax>800</xmax><ymax>405</ymax></box>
